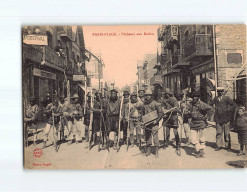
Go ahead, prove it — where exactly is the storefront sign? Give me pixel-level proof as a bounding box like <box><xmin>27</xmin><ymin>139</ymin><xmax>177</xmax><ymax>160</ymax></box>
<box><xmin>73</xmin><ymin>75</ymin><xmax>85</xmax><ymax>81</ymax></box>
<box><xmin>191</xmin><ymin>63</ymin><xmax>214</xmax><ymax>75</ymax></box>
<box><xmin>33</xmin><ymin>68</ymin><xmax>56</xmax><ymax>80</ymax></box>
<box><xmin>23</xmin><ymin>35</ymin><xmax>48</xmax><ymax>46</ymax></box>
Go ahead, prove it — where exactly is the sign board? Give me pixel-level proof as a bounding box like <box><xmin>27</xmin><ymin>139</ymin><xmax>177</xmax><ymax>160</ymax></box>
<box><xmin>73</xmin><ymin>75</ymin><xmax>85</xmax><ymax>81</ymax></box>
<box><xmin>33</xmin><ymin>68</ymin><xmax>56</xmax><ymax>80</ymax></box>
<box><xmin>23</xmin><ymin>34</ymin><xmax>48</xmax><ymax>46</ymax></box>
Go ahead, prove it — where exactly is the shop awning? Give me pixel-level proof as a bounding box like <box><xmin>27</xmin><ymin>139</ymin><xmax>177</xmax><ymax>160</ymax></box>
<box><xmin>78</xmin><ymin>83</ymin><xmax>86</xmax><ymax>91</ymax></box>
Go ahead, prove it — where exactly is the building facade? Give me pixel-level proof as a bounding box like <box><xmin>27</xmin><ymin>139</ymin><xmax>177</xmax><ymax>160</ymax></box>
<box><xmin>157</xmin><ymin>24</ymin><xmax>246</xmax><ymax>104</ymax></box>
<box><xmin>22</xmin><ymin>25</ymin><xmax>88</xmax><ymax>107</ymax></box>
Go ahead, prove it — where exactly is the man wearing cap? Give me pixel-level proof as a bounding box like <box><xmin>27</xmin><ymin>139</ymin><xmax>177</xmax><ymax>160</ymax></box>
<box><xmin>106</xmin><ymin>89</ymin><xmax>121</xmax><ymax>150</ymax></box>
<box><xmin>121</xmin><ymin>89</ymin><xmax>130</xmax><ymax>144</ymax></box>
<box><xmin>42</xmin><ymin>98</ymin><xmax>63</xmax><ymax>151</ymax></box>
<box><xmin>162</xmin><ymin>88</ymin><xmax>181</xmax><ymax>155</ymax></box>
<box><xmin>24</xmin><ymin>96</ymin><xmax>39</xmax><ymax>146</ymax></box>
<box><xmin>142</xmin><ymin>88</ymin><xmax>163</xmax><ymax>158</ymax></box>
<box><xmin>124</xmin><ymin>91</ymin><xmax>144</xmax><ymax>149</ymax></box>
<box><xmin>211</xmin><ymin>87</ymin><xmax>237</xmax><ymax>151</ymax></box>
<box><xmin>67</xmin><ymin>93</ymin><xmax>83</xmax><ymax>145</ymax></box>
<box><xmin>189</xmin><ymin>91</ymin><xmax>214</xmax><ymax>158</ymax></box>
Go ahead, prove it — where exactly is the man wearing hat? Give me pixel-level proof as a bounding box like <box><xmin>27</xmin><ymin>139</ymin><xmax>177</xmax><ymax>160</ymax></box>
<box><xmin>42</xmin><ymin>98</ymin><xmax>63</xmax><ymax>151</ymax></box>
<box><xmin>190</xmin><ymin>91</ymin><xmax>214</xmax><ymax>158</ymax></box>
<box><xmin>124</xmin><ymin>91</ymin><xmax>144</xmax><ymax>149</ymax></box>
<box><xmin>24</xmin><ymin>96</ymin><xmax>39</xmax><ymax>146</ymax></box>
<box><xmin>142</xmin><ymin>88</ymin><xmax>163</xmax><ymax>158</ymax></box>
<box><xmin>90</xmin><ymin>91</ymin><xmax>106</xmax><ymax>149</ymax></box>
<box><xmin>67</xmin><ymin>93</ymin><xmax>83</xmax><ymax>145</ymax></box>
<box><xmin>179</xmin><ymin>89</ymin><xmax>192</xmax><ymax>145</ymax></box>
<box><xmin>121</xmin><ymin>89</ymin><xmax>130</xmax><ymax>144</ymax></box>
<box><xmin>211</xmin><ymin>87</ymin><xmax>237</xmax><ymax>151</ymax></box>
<box><xmin>60</xmin><ymin>96</ymin><xmax>73</xmax><ymax>139</ymax></box>
<box><xmin>106</xmin><ymin>89</ymin><xmax>121</xmax><ymax>150</ymax></box>
<box><xmin>162</xmin><ymin>88</ymin><xmax>181</xmax><ymax>155</ymax></box>
<box><xmin>138</xmin><ymin>88</ymin><xmax>145</xmax><ymax>102</ymax></box>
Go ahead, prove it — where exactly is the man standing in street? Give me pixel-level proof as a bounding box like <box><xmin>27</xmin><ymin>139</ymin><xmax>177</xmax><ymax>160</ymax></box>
<box><xmin>179</xmin><ymin>90</ymin><xmax>192</xmax><ymax>145</ymax></box>
<box><xmin>42</xmin><ymin>98</ymin><xmax>62</xmax><ymax>151</ymax></box>
<box><xmin>125</xmin><ymin>91</ymin><xmax>144</xmax><ymax>149</ymax></box>
<box><xmin>121</xmin><ymin>89</ymin><xmax>130</xmax><ymax>144</ymax></box>
<box><xmin>24</xmin><ymin>96</ymin><xmax>39</xmax><ymax>146</ymax></box>
<box><xmin>162</xmin><ymin>88</ymin><xmax>181</xmax><ymax>155</ymax></box>
<box><xmin>90</xmin><ymin>91</ymin><xmax>104</xmax><ymax>149</ymax></box>
<box><xmin>142</xmin><ymin>88</ymin><xmax>163</xmax><ymax>158</ymax></box>
<box><xmin>106</xmin><ymin>89</ymin><xmax>121</xmax><ymax>150</ymax></box>
<box><xmin>67</xmin><ymin>93</ymin><xmax>83</xmax><ymax>145</ymax></box>
<box><xmin>211</xmin><ymin>87</ymin><xmax>237</xmax><ymax>151</ymax></box>
<box><xmin>190</xmin><ymin>91</ymin><xmax>214</xmax><ymax>158</ymax></box>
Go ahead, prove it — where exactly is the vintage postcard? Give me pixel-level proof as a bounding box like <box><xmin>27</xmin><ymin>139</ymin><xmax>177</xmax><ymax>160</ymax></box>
<box><xmin>23</xmin><ymin>25</ymin><xmax>247</xmax><ymax>169</ymax></box>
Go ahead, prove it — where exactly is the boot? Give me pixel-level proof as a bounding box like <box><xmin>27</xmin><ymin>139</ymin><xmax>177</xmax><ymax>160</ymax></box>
<box><xmin>144</xmin><ymin>146</ymin><xmax>151</xmax><ymax>156</ymax></box>
<box><xmin>130</xmin><ymin>135</ymin><xmax>134</xmax><ymax>148</ymax></box>
<box><xmin>155</xmin><ymin>146</ymin><xmax>159</xmax><ymax>158</ymax></box>
<box><xmin>113</xmin><ymin>133</ymin><xmax>118</xmax><ymax>150</ymax></box>
<box><xmin>113</xmin><ymin>143</ymin><xmax>117</xmax><ymax>150</ymax></box>
<box><xmin>176</xmin><ymin>142</ymin><xmax>181</xmax><ymax>156</ymax></box>
<box><xmin>54</xmin><ymin>141</ymin><xmax>59</xmax><ymax>152</ymax></box>
<box><xmin>42</xmin><ymin>141</ymin><xmax>47</xmax><ymax>149</ymax></box>
<box><xmin>163</xmin><ymin>140</ymin><xmax>169</xmax><ymax>149</ymax></box>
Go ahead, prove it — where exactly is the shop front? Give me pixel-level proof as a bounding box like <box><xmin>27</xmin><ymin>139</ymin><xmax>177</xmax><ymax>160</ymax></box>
<box><xmin>23</xmin><ymin>44</ymin><xmax>43</xmax><ymax>105</ymax></box>
<box><xmin>191</xmin><ymin>60</ymin><xmax>215</xmax><ymax>103</ymax></box>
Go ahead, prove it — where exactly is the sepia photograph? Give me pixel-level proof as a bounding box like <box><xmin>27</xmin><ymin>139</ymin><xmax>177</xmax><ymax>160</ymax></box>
<box><xmin>22</xmin><ymin>24</ymin><xmax>247</xmax><ymax>169</ymax></box>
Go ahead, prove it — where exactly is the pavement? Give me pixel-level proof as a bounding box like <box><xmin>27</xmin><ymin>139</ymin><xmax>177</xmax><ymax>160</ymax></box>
<box><xmin>24</xmin><ymin>121</ymin><xmax>247</xmax><ymax>169</ymax></box>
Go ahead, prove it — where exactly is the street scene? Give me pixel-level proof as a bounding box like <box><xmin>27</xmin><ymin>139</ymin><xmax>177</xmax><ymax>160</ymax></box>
<box><xmin>23</xmin><ymin>25</ymin><xmax>247</xmax><ymax>169</ymax></box>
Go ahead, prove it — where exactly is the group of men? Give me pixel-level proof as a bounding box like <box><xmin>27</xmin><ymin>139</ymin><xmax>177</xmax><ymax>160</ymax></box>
<box><xmin>24</xmin><ymin>85</ymin><xmax>238</xmax><ymax>159</ymax></box>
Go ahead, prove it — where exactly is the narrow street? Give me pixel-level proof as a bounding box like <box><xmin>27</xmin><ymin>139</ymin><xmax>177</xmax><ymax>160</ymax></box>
<box><xmin>24</xmin><ymin>123</ymin><xmax>247</xmax><ymax>169</ymax></box>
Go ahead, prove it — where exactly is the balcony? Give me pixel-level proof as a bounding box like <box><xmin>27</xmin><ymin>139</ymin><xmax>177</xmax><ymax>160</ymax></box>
<box><xmin>184</xmin><ymin>34</ymin><xmax>213</xmax><ymax>61</ymax></box>
<box><xmin>23</xmin><ymin>44</ymin><xmax>43</xmax><ymax>63</ymax></box>
<box><xmin>44</xmin><ymin>46</ymin><xmax>66</xmax><ymax>71</ymax></box>
<box><xmin>60</xmin><ymin>26</ymin><xmax>73</xmax><ymax>41</ymax></box>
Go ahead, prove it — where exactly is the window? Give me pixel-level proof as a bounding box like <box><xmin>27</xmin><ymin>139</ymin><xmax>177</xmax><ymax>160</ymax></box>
<box><xmin>227</xmin><ymin>53</ymin><xmax>242</xmax><ymax>64</ymax></box>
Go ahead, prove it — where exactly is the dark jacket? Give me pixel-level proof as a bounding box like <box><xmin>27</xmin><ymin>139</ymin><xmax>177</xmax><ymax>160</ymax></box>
<box><xmin>189</xmin><ymin>100</ymin><xmax>214</xmax><ymax>130</ymax></box>
<box><xmin>211</xmin><ymin>95</ymin><xmax>237</xmax><ymax>125</ymax></box>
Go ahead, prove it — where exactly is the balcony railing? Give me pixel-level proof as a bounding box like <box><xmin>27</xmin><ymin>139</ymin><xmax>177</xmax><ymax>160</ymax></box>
<box><xmin>60</xmin><ymin>26</ymin><xmax>73</xmax><ymax>41</ymax></box>
<box><xmin>184</xmin><ymin>34</ymin><xmax>213</xmax><ymax>59</ymax></box>
<box><xmin>44</xmin><ymin>46</ymin><xmax>66</xmax><ymax>70</ymax></box>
